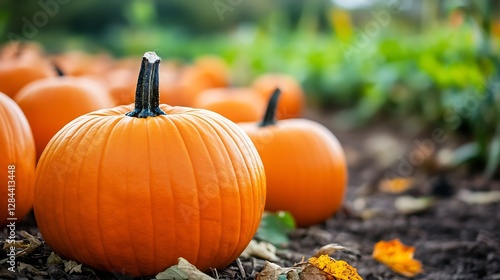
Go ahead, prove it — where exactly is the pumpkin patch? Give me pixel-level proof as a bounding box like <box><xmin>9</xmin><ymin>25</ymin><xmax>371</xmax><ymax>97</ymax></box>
<box><xmin>33</xmin><ymin>52</ymin><xmax>266</xmax><ymax>276</ymax></box>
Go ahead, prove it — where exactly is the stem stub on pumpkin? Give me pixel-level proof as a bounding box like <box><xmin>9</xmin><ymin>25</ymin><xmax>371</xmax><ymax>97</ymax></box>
<box><xmin>259</xmin><ymin>88</ymin><xmax>281</xmax><ymax>127</ymax></box>
<box><xmin>126</xmin><ymin>51</ymin><xmax>166</xmax><ymax>118</ymax></box>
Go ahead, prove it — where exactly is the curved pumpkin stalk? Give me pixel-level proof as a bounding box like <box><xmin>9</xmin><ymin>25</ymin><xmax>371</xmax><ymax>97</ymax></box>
<box><xmin>126</xmin><ymin>51</ymin><xmax>166</xmax><ymax>118</ymax></box>
<box><xmin>259</xmin><ymin>88</ymin><xmax>281</xmax><ymax>127</ymax></box>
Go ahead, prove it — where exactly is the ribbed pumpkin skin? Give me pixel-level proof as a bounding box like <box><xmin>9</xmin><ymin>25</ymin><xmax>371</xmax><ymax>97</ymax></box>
<box><xmin>34</xmin><ymin>104</ymin><xmax>266</xmax><ymax>276</ymax></box>
<box><xmin>0</xmin><ymin>92</ymin><xmax>36</xmax><ymax>227</ymax></box>
<box><xmin>240</xmin><ymin>119</ymin><xmax>347</xmax><ymax>227</ymax></box>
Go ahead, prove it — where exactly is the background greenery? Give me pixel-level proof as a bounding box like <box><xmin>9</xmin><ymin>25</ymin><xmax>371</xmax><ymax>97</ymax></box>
<box><xmin>1</xmin><ymin>0</ymin><xmax>499</xmax><ymax>176</ymax></box>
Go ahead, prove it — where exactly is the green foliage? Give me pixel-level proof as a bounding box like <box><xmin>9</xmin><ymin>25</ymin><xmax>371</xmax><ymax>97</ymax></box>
<box><xmin>256</xmin><ymin>211</ymin><xmax>296</xmax><ymax>247</ymax></box>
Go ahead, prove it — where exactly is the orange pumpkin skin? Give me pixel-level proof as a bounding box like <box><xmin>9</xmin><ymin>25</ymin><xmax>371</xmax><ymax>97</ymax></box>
<box><xmin>33</xmin><ymin>53</ymin><xmax>266</xmax><ymax>276</ymax></box>
<box><xmin>15</xmin><ymin>77</ymin><xmax>114</xmax><ymax>159</ymax></box>
<box><xmin>252</xmin><ymin>73</ymin><xmax>305</xmax><ymax>119</ymax></box>
<box><xmin>193</xmin><ymin>88</ymin><xmax>266</xmax><ymax>123</ymax></box>
<box><xmin>239</xmin><ymin>90</ymin><xmax>346</xmax><ymax>227</ymax></box>
<box><xmin>194</xmin><ymin>56</ymin><xmax>230</xmax><ymax>88</ymax></box>
<box><xmin>0</xmin><ymin>92</ymin><xmax>36</xmax><ymax>227</ymax></box>
<box><xmin>0</xmin><ymin>48</ymin><xmax>55</xmax><ymax>98</ymax></box>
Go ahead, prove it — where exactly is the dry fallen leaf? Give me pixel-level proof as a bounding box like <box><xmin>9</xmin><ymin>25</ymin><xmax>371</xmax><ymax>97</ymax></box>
<box><xmin>255</xmin><ymin>261</ymin><xmax>285</xmax><ymax>280</ymax></box>
<box><xmin>457</xmin><ymin>189</ymin><xmax>500</xmax><ymax>205</ymax></box>
<box><xmin>313</xmin><ymin>243</ymin><xmax>360</xmax><ymax>260</ymax></box>
<box><xmin>372</xmin><ymin>239</ymin><xmax>423</xmax><ymax>278</ymax></box>
<box><xmin>17</xmin><ymin>262</ymin><xmax>49</xmax><ymax>276</ymax></box>
<box><xmin>308</xmin><ymin>254</ymin><xmax>362</xmax><ymax>280</ymax></box>
<box><xmin>241</xmin><ymin>240</ymin><xmax>279</xmax><ymax>261</ymax></box>
<box><xmin>299</xmin><ymin>265</ymin><xmax>329</xmax><ymax>280</ymax></box>
<box><xmin>155</xmin><ymin>257</ymin><xmax>214</xmax><ymax>280</ymax></box>
<box><xmin>380</xmin><ymin>177</ymin><xmax>413</xmax><ymax>193</ymax></box>
<box><xmin>46</xmin><ymin>252</ymin><xmax>63</xmax><ymax>265</ymax></box>
<box><xmin>64</xmin><ymin>260</ymin><xmax>82</xmax><ymax>274</ymax></box>
<box><xmin>177</xmin><ymin>258</ymin><xmax>214</xmax><ymax>280</ymax></box>
<box><xmin>394</xmin><ymin>196</ymin><xmax>434</xmax><ymax>215</ymax></box>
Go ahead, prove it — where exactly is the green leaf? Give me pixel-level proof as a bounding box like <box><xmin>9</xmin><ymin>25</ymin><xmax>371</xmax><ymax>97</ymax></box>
<box><xmin>485</xmin><ymin>124</ymin><xmax>500</xmax><ymax>178</ymax></box>
<box><xmin>450</xmin><ymin>142</ymin><xmax>481</xmax><ymax>167</ymax></box>
<box><xmin>256</xmin><ymin>211</ymin><xmax>296</xmax><ymax>247</ymax></box>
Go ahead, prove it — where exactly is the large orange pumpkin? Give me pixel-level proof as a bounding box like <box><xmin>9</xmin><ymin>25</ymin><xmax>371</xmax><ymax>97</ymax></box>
<box><xmin>15</xmin><ymin>76</ymin><xmax>113</xmax><ymax>159</ymax></box>
<box><xmin>0</xmin><ymin>43</ymin><xmax>55</xmax><ymax>98</ymax></box>
<box><xmin>34</xmin><ymin>52</ymin><xmax>266</xmax><ymax>276</ymax></box>
<box><xmin>252</xmin><ymin>73</ymin><xmax>305</xmax><ymax>119</ymax></box>
<box><xmin>0</xmin><ymin>92</ymin><xmax>36</xmax><ymax>227</ymax></box>
<box><xmin>240</xmin><ymin>89</ymin><xmax>347</xmax><ymax>227</ymax></box>
<box><xmin>193</xmin><ymin>87</ymin><xmax>266</xmax><ymax>123</ymax></box>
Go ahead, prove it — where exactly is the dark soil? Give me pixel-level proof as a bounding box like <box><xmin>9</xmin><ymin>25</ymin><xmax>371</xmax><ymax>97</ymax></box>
<box><xmin>1</xmin><ymin>111</ymin><xmax>500</xmax><ymax>280</ymax></box>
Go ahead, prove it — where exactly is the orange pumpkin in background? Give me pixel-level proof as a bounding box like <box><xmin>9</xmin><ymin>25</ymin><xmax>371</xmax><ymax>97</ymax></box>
<box><xmin>51</xmin><ymin>50</ymin><xmax>113</xmax><ymax>77</ymax></box>
<box><xmin>34</xmin><ymin>52</ymin><xmax>266</xmax><ymax>276</ymax></box>
<box><xmin>0</xmin><ymin>92</ymin><xmax>36</xmax><ymax>227</ymax></box>
<box><xmin>240</xmin><ymin>89</ymin><xmax>347</xmax><ymax>227</ymax></box>
<box><xmin>252</xmin><ymin>73</ymin><xmax>305</xmax><ymax>119</ymax></box>
<box><xmin>164</xmin><ymin>65</ymin><xmax>216</xmax><ymax>107</ymax></box>
<box><xmin>193</xmin><ymin>87</ymin><xmax>266</xmax><ymax>123</ymax></box>
<box><xmin>15</xmin><ymin>75</ymin><xmax>113</xmax><ymax>159</ymax></box>
<box><xmin>0</xmin><ymin>42</ymin><xmax>55</xmax><ymax>98</ymax></box>
<box><xmin>163</xmin><ymin>56</ymin><xmax>229</xmax><ymax>107</ymax></box>
<box><xmin>194</xmin><ymin>55</ymin><xmax>230</xmax><ymax>88</ymax></box>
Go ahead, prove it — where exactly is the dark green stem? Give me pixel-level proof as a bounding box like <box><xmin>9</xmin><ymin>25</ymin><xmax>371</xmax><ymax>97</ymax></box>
<box><xmin>52</xmin><ymin>62</ymin><xmax>64</xmax><ymax>77</ymax></box>
<box><xmin>259</xmin><ymin>88</ymin><xmax>281</xmax><ymax>127</ymax></box>
<box><xmin>126</xmin><ymin>52</ymin><xmax>166</xmax><ymax>118</ymax></box>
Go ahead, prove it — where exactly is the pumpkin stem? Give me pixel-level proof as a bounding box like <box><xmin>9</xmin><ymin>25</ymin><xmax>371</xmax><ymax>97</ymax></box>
<box><xmin>126</xmin><ymin>52</ymin><xmax>166</xmax><ymax>118</ymax></box>
<box><xmin>14</xmin><ymin>41</ymin><xmax>26</xmax><ymax>58</ymax></box>
<box><xmin>52</xmin><ymin>62</ymin><xmax>64</xmax><ymax>77</ymax></box>
<box><xmin>259</xmin><ymin>88</ymin><xmax>281</xmax><ymax>127</ymax></box>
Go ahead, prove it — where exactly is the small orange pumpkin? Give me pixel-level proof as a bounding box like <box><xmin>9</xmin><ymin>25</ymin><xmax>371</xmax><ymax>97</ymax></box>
<box><xmin>34</xmin><ymin>52</ymin><xmax>266</xmax><ymax>276</ymax></box>
<box><xmin>0</xmin><ymin>92</ymin><xmax>36</xmax><ymax>227</ymax></box>
<box><xmin>15</xmin><ymin>75</ymin><xmax>113</xmax><ymax>159</ymax></box>
<box><xmin>252</xmin><ymin>73</ymin><xmax>305</xmax><ymax>119</ymax></box>
<box><xmin>194</xmin><ymin>55</ymin><xmax>230</xmax><ymax>88</ymax></box>
<box><xmin>193</xmin><ymin>87</ymin><xmax>266</xmax><ymax>123</ymax></box>
<box><xmin>240</xmin><ymin>89</ymin><xmax>347</xmax><ymax>227</ymax></box>
<box><xmin>0</xmin><ymin>42</ymin><xmax>55</xmax><ymax>98</ymax></box>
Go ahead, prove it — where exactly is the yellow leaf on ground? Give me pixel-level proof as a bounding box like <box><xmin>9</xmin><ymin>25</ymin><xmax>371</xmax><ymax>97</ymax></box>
<box><xmin>308</xmin><ymin>254</ymin><xmax>362</xmax><ymax>280</ymax></box>
<box><xmin>380</xmin><ymin>177</ymin><xmax>413</xmax><ymax>193</ymax></box>
<box><xmin>372</xmin><ymin>239</ymin><xmax>423</xmax><ymax>278</ymax></box>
